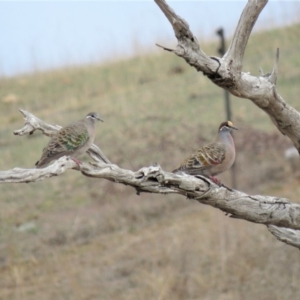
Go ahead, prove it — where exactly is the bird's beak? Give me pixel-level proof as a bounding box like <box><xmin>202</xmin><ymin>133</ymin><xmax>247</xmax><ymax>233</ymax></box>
<box><xmin>231</xmin><ymin>126</ymin><xmax>238</xmax><ymax>130</ymax></box>
<box><xmin>97</xmin><ymin>116</ymin><xmax>104</xmax><ymax>122</ymax></box>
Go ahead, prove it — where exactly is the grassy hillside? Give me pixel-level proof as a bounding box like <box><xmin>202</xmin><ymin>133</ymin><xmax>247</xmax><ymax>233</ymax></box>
<box><xmin>0</xmin><ymin>22</ymin><xmax>299</xmax><ymax>299</ymax></box>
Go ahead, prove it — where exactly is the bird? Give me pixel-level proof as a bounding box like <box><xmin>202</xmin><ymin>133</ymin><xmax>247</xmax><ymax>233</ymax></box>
<box><xmin>35</xmin><ymin>112</ymin><xmax>103</xmax><ymax>168</ymax></box>
<box><xmin>172</xmin><ymin>121</ymin><xmax>238</xmax><ymax>185</ymax></box>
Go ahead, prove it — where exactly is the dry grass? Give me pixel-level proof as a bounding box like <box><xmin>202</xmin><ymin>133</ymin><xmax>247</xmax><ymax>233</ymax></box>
<box><xmin>0</xmin><ymin>23</ymin><xmax>300</xmax><ymax>299</ymax></box>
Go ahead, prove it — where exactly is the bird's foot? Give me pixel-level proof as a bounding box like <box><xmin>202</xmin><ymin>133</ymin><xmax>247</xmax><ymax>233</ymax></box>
<box><xmin>71</xmin><ymin>157</ymin><xmax>82</xmax><ymax>166</ymax></box>
<box><xmin>208</xmin><ymin>176</ymin><xmax>222</xmax><ymax>186</ymax></box>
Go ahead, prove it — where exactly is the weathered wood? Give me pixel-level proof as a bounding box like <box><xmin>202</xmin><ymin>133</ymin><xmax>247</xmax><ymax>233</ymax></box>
<box><xmin>224</xmin><ymin>0</ymin><xmax>268</xmax><ymax>74</ymax></box>
<box><xmin>154</xmin><ymin>0</ymin><xmax>300</xmax><ymax>153</ymax></box>
<box><xmin>268</xmin><ymin>225</ymin><xmax>300</xmax><ymax>249</ymax></box>
<box><xmin>0</xmin><ymin>110</ymin><xmax>297</xmax><ymax>249</ymax></box>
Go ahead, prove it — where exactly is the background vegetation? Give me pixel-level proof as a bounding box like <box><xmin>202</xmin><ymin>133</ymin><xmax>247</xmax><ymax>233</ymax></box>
<box><xmin>0</xmin><ymin>23</ymin><xmax>300</xmax><ymax>299</ymax></box>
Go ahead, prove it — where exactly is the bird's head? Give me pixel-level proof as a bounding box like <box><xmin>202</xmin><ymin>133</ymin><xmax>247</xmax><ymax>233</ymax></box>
<box><xmin>218</xmin><ymin>121</ymin><xmax>238</xmax><ymax>132</ymax></box>
<box><xmin>86</xmin><ymin>112</ymin><xmax>103</xmax><ymax>122</ymax></box>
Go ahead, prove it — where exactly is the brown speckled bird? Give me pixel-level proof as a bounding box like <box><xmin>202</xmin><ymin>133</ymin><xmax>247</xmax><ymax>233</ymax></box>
<box><xmin>172</xmin><ymin>121</ymin><xmax>238</xmax><ymax>184</ymax></box>
<box><xmin>35</xmin><ymin>112</ymin><xmax>103</xmax><ymax>168</ymax></box>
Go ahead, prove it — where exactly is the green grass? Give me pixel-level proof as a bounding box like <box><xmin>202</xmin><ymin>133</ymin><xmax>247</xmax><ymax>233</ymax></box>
<box><xmin>0</xmin><ymin>22</ymin><xmax>300</xmax><ymax>299</ymax></box>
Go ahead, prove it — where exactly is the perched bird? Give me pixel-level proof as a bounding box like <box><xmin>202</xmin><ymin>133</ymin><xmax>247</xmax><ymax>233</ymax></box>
<box><xmin>172</xmin><ymin>121</ymin><xmax>238</xmax><ymax>184</ymax></box>
<box><xmin>35</xmin><ymin>112</ymin><xmax>103</xmax><ymax>168</ymax></box>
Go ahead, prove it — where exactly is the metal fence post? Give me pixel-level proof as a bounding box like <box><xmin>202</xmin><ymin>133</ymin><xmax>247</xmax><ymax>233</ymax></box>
<box><xmin>216</xmin><ymin>28</ymin><xmax>237</xmax><ymax>188</ymax></box>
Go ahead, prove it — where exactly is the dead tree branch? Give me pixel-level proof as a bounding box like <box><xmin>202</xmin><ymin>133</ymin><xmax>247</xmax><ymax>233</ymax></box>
<box><xmin>154</xmin><ymin>0</ymin><xmax>300</xmax><ymax>153</ymax></box>
<box><xmin>268</xmin><ymin>225</ymin><xmax>300</xmax><ymax>249</ymax></box>
<box><xmin>0</xmin><ymin>110</ymin><xmax>297</xmax><ymax>249</ymax></box>
<box><xmin>152</xmin><ymin>0</ymin><xmax>300</xmax><ymax>249</ymax></box>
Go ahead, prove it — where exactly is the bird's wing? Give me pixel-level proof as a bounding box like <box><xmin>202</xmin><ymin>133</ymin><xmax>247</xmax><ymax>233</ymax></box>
<box><xmin>173</xmin><ymin>142</ymin><xmax>226</xmax><ymax>173</ymax></box>
<box><xmin>56</xmin><ymin>122</ymin><xmax>89</xmax><ymax>152</ymax></box>
<box><xmin>39</xmin><ymin>122</ymin><xmax>89</xmax><ymax>161</ymax></box>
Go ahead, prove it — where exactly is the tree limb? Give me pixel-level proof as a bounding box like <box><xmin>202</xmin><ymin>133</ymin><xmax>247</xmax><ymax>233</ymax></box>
<box><xmin>268</xmin><ymin>225</ymin><xmax>300</xmax><ymax>249</ymax></box>
<box><xmin>154</xmin><ymin>0</ymin><xmax>300</xmax><ymax>153</ymax></box>
<box><xmin>154</xmin><ymin>0</ymin><xmax>219</xmax><ymax>75</ymax></box>
<box><xmin>0</xmin><ymin>110</ymin><xmax>297</xmax><ymax>249</ymax></box>
<box><xmin>224</xmin><ymin>0</ymin><xmax>268</xmax><ymax>74</ymax></box>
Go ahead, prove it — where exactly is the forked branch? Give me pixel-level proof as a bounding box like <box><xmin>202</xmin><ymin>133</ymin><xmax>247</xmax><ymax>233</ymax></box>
<box><xmin>154</xmin><ymin>0</ymin><xmax>300</xmax><ymax>153</ymax></box>
<box><xmin>224</xmin><ymin>0</ymin><xmax>268</xmax><ymax>73</ymax></box>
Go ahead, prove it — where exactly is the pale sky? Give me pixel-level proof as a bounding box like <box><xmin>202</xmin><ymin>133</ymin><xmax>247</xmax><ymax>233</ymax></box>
<box><xmin>1</xmin><ymin>1</ymin><xmax>299</xmax><ymax>77</ymax></box>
